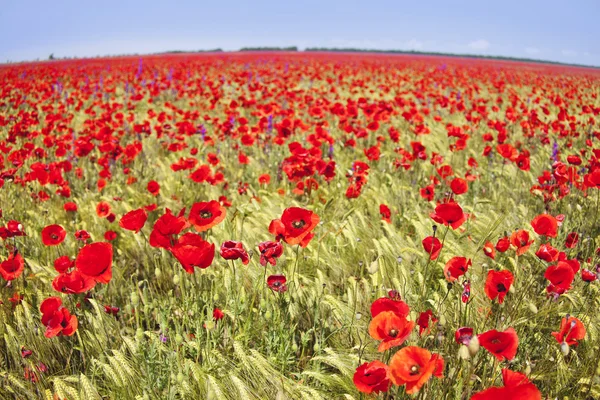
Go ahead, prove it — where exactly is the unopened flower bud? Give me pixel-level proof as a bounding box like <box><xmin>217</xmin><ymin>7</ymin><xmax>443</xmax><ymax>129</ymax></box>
<box><xmin>561</xmin><ymin>342</ymin><xmax>570</xmax><ymax>356</ymax></box>
<box><xmin>458</xmin><ymin>345</ymin><xmax>470</xmax><ymax>360</ymax></box>
<box><xmin>468</xmin><ymin>335</ymin><xmax>480</xmax><ymax>356</ymax></box>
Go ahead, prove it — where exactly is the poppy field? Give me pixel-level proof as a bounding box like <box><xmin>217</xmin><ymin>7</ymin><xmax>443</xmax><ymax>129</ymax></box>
<box><xmin>1</xmin><ymin>51</ymin><xmax>600</xmax><ymax>399</ymax></box>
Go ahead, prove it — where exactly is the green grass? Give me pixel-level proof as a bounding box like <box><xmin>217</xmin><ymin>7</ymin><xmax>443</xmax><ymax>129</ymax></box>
<box><xmin>0</xmin><ymin>55</ymin><xmax>599</xmax><ymax>399</ymax></box>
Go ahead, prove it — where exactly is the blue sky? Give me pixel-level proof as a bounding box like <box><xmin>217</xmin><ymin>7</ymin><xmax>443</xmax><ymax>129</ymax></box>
<box><xmin>1</xmin><ymin>0</ymin><xmax>598</xmax><ymax>66</ymax></box>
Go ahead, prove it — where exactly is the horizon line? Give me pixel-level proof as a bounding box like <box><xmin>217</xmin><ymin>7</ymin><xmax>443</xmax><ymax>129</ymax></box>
<box><xmin>3</xmin><ymin>47</ymin><xmax>599</xmax><ymax>70</ymax></box>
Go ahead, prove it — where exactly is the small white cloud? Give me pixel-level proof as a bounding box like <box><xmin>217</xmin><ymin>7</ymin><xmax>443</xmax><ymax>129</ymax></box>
<box><xmin>562</xmin><ymin>49</ymin><xmax>577</xmax><ymax>57</ymax></box>
<box><xmin>525</xmin><ymin>47</ymin><xmax>541</xmax><ymax>55</ymax></box>
<box><xmin>468</xmin><ymin>39</ymin><xmax>490</xmax><ymax>51</ymax></box>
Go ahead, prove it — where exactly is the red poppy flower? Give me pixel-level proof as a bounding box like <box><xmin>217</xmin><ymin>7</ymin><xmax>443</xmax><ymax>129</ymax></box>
<box><xmin>189</xmin><ymin>200</ymin><xmax>226</xmax><ymax>232</ymax></box>
<box><xmin>170</xmin><ymin>233</ymin><xmax>215</xmax><ymax>273</ymax></box>
<box><xmin>213</xmin><ymin>307</ymin><xmax>224</xmax><ymax>321</ymax></box>
<box><xmin>52</xmin><ymin>269</ymin><xmax>96</xmax><ymax>294</ymax></box>
<box><xmin>353</xmin><ymin>360</ymin><xmax>391</xmax><ymax>394</ymax></box>
<box><xmin>420</xmin><ymin>185</ymin><xmax>435</xmax><ymax>201</ymax></box>
<box><xmin>149</xmin><ymin>208</ymin><xmax>189</xmax><ymax>249</ymax></box>
<box><xmin>269</xmin><ymin>207</ymin><xmax>319</xmax><ymax>247</ymax></box>
<box><xmin>41</xmin><ymin>224</ymin><xmax>66</xmax><ymax>246</ymax></box>
<box><xmin>461</xmin><ymin>280</ymin><xmax>471</xmax><ymax>303</ymax></box>
<box><xmin>478</xmin><ymin>327</ymin><xmax>519</xmax><ymax>361</ymax></box>
<box><xmin>96</xmin><ymin>201</ymin><xmax>111</xmax><ymax>218</ymax></box>
<box><xmin>379</xmin><ymin>204</ymin><xmax>391</xmax><ymax>223</ymax></box>
<box><xmin>220</xmin><ymin>241</ymin><xmax>249</xmax><ymax>265</ymax></box>
<box><xmin>0</xmin><ymin>252</ymin><xmax>25</xmax><ymax>281</ymax></box>
<box><xmin>565</xmin><ymin>232</ymin><xmax>579</xmax><ymax>248</ymax></box>
<box><xmin>53</xmin><ymin>256</ymin><xmax>73</xmax><ymax>273</ymax></box>
<box><xmin>40</xmin><ymin>297</ymin><xmax>78</xmax><ymax>338</ymax></box>
<box><xmin>430</xmin><ymin>201</ymin><xmax>466</xmax><ymax>230</ymax></box>
<box><xmin>75</xmin><ymin>242</ymin><xmax>113</xmax><ymax>284</ymax></box>
<box><xmin>450</xmin><ymin>177</ymin><xmax>468</xmax><ymax>195</ymax></box>
<box><xmin>422</xmin><ymin>236</ymin><xmax>442</xmax><ymax>260</ymax></box>
<box><xmin>510</xmin><ymin>230</ymin><xmax>533</xmax><ymax>256</ymax></box>
<box><xmin>471</xmin><ymin>368</ymin><xmax>541</xmax><ymax>400</ymax></box>
<box><xmin>258</xmin><ymin>173</ymin><xmax>271</xmax><ymax>185</ymax></box>
<box><xmin>388</xmin><ymin>346</ymin><xmax>444</xmax><ymax>394</ymax></box>
<box><xmin>3</xmin><ymin>220</ymin><xmax>26</xmax><ymax>237</ymax></box>
<box><xmin>535</xmin><ymin>243</ymin><xmax>559</xmax><ymax>262</ymax></box>
<box><xmin>368</xmin><ymin>311</ymin><xmax>415</xmax><ymax>352</ymax></box>
<box><xmin>119</xmin><ymin>208</ymin><xmax>148</xmax><ymax>233</ymax></box>
<box><xmin>582</xmin><ymin>269</ymin><xmax>597</xmax><ymax>282</ymax></box>
<box><xmin>21</xmin><ymin>346</ymin><xmax>32</xmax><ymax>358</ymax></box>
<box><xmin>189</xmin><ymin>165</ymin><xmax>212</xmax><ymax>183</ymax></box>
<box><xmin>530</xmin><ymin>214</ymin><xmax>558</xmax><ymax>238</ymax></box>
<box><xmin>370</xmin><ymin>297</ymin><xmax>410</xmax><ymax>318</ymax></box>
<box><xmin>147</xmin><ymin>180</ymin><xmax>160</xmax><ymax>196</ymax></box>
<box><xmin>416</xmin><ymin>309</ymin><xmax>437</xmax><ymax>336</ymax></box>
<box><xmin>495</xmin><ymin>237</ymin><xmax>510</xmax><ymax>252</ymax></box>
<box><xmin>455</xmin><ymin>327</ymin><xmax>474</xmax><ymax>345</ymax></box>
<box><xmin>444</xmin><ymin>257</ymin><xmax>471</xmax><ymax>282</ymax></box>
<box><xmin>102</xmin><ymin>305</ymin><xmax>119</xmax><ymax>316</ymax></box>
<box><xmin>64</xmin><ymin>202</ymin><xmax>78</xmax><ymax>212</ymax></box>
<box><xmin>258</xmin><ymin>241</ymin><xmax>283</xmax><ymax>266</ymax></box>
<box><xmin>483</xmin><ymin>241</ymin><xmax>496</xmax><ymax>259</ymax></box>
<box><xmin>74</xmin><ymin>230</ymin><xmax>91</xmax><ymax>242</ymax></box>
<box><xmin>484</xmin><ymin>270</ymin><xmax>514</xmax><ymax>304</ymax></box>
<box><xmin>552</xmin><ymin>316</ymin><xmax>586</xmax><ymax>346</ymax></box>
<box><xmin>267</xmin><ymin>275</ymin><xmax>288</xmax><ymax>292</ymax></box>
<box><xmin>544</xmin><ymin>262</ymin><xmax>575</xmax><ymax>293</ymax></box>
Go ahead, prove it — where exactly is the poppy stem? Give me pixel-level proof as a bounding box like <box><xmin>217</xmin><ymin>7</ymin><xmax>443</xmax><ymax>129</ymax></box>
<box><xmin>291</xmin><ymin>244</ymin><xmax>301</xmax><ymax>293</ymax></box>
<box><xmin>423</xmin><ymin>226</ymin><xmax>450</xmax><ymax>302</ymax></box>
<box><xmin>230</xmin><ymin>260</ymin><xmax>238</xmax><ymax>330</ymax></box>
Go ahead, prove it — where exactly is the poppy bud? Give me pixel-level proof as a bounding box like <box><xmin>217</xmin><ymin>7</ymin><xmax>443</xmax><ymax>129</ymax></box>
<box><xmin>509</xmin><ymin>284</ymin><xmax>516</xmax><ymax>294</ymax></box>
<box><xmin>176</xmin><ymin>373</ymin><xmax>184</xmax><ymax>384</ymax></box>
<box><xmin>131</xmin><ymin>293</ymin><xmax>139</xmax><ymax>307</ymax></box>
<box><xmin>528</xmin><ymin>302</ymin><xmax>538</xmax><ymax>314</ymax></box>
<box><xmin>560</xmin><ymin>342</ymin><xmax>570</xmax><ymax>356</ymax></box>
<box><xmin>292</xmin><ymin>341</ymin><xmax>298</xmax><ymax>352</ymax></box>
<box><xmin>313</xmin><ymin>343</ymin><xmax>320</xmax><ymax>352</ymax></box>
<box><xmin>173</xmin><ymin>274</ymin><xmax>180</xmax><ymax>285</ymax></box>
<box><xmin>458</xmin><ymin>345</ymin><xmax>470</xmax><ymax>360</ymax></box>
<box><xmin>368</xmin><ymin>259</ymin><xmax>379</xmax><ymax>274</ymax></box>
<box><xmin>525</xmin><ymin>363</ymin><xmax>532</xmax><ymax>375</ymax></box>
<box><xmin>155</xmin><ymin>268</ymin><xmax>161</xmax><ymax>278</ymax></box>
<box><xmin>175</xmin><ymin>334</ymin><xmax>183</xmax><ymax>345</ymax></box>
<box><xmin>136</xmin><ymin>328</ymin><xmax>144</xmax><ymax>341</ymax></box>
<box><xmin>204</xmin><ymin>320</ymin><xmax>215</xmax><ymax>330</ymax></box>
<box><xmin>468</xmin><ymin>335</ymin><xmax>480</xmax><ymax>356</ymax></box>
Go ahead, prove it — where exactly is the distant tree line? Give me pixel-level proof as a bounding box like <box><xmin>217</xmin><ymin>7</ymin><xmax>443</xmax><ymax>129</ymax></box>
<box><xmin>303</xmin><ymin>47</ymin><xmax>597</xmax><ymax>68</ymax></box>
<box><xmin>239</xmin><ymin>46</ymin><xmax>299</xmax><ymax>52</ymax></box>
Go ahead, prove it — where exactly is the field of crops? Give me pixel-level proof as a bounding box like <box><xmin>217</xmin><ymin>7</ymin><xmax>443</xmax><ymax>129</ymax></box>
<box><xmin>0</xmin><ymin>52</ymin><xmax>599</xmax><ymax>399</ymax></box>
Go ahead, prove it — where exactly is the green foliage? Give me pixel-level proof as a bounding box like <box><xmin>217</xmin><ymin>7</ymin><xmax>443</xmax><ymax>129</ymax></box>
<box><xmin>0</xmin><ymin>55</ymin><xmax>599</xmax><ymax>400</ymax></box>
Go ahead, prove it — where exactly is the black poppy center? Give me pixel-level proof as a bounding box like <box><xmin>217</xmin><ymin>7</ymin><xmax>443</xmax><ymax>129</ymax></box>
<box><xmin>410</xmin><ymin>365</ymin><xmax>420</xmax><ymax>376</ymax></box>
<box><xmin>292</xmin><ymin>219</ymin><xmax>306</xmax><ymax>229</ymax></box>
<box><xmin>201</xmin><ymin>211</ymin><xmax>212</xmax><ymax>219</ymax></box>
<box><xmin>496</xmin><ymin>283</ymin><xmax>507</xmax><ymax>292</ymax></box>
<box><xmin>388</xmin><ymin>329</ymin><xmax>398</xmax><ymax>338</ymax></box>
